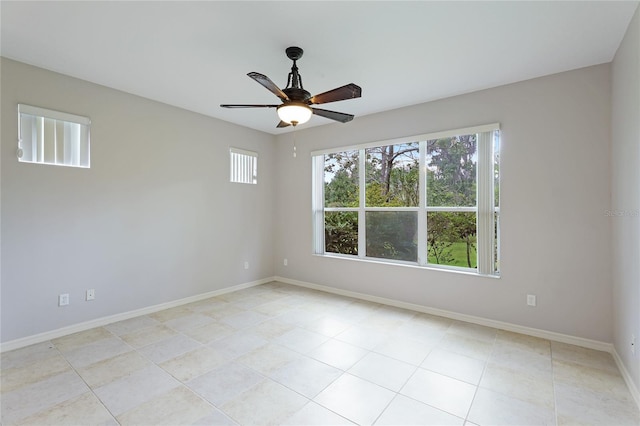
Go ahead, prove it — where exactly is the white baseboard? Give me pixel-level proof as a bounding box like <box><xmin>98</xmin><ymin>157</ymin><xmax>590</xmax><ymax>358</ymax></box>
<box><xmin>274</xmin><ymin>276</ymin><xmax>613</xmax><ymax>352</ymax></box>
<box><xmin>3</xmin><ymin>274</ymin><xmax>638</xmax><ymax>411</ymax></box>
<box><xmin>2</xmin><ymin>275</ymin><xmax>612</xmax><ymax>354</ymax></box>
<box><xmin>612</xmin><ymin>348</ymin><xmax>640</xmax><ymax>409</ymax></box>
<box><xmin>276</xmin><ymin>276</ymin><xmax>640</xmax><ymax>410</ymax></box>
<box><xmin>0</xmin><ymin>278</ymin><xmax>271</xmax><ymax>353</ymax></box>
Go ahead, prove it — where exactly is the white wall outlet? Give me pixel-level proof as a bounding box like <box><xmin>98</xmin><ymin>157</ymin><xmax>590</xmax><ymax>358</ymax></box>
<box><xmin>86</xmin><ymin>289</ymin><xmax>95</xmax><ymax>301</ymax></box>
<box><xmin>526</xmin><ymin>294</ymin><xmax>537</xmax><ymax>306</ymax></box>
<box><xmin>58</xmin><ymin>293</ymin><xmax>70</xmax><ymax>306</ymax></box>
<box><xmin>244</xmin><ymin>261</ymin><xmax>249</xmax><ymax>270</ymax></box>
<box><xmin>632</xmin><ymin>334</ymin><xmax>636</xmax><ymax>355</ymax></box>
<box><xmin>283</xmin><ymin>258</ymin><xmax>288</xmax><ymax>266</ymax></box>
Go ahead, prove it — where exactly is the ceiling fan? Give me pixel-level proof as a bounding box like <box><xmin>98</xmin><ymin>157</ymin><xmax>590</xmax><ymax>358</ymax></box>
<box><xmin>220</xmin><ymin>46</ymin><xmax>362</xmax><ymax>128</ymax></box>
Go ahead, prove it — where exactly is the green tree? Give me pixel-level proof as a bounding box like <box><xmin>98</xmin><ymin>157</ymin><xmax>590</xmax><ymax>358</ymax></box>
<box><xmin>426</xmin><ymin>135</ymin><xmax>478</xmax><ymax>267</ymax></box>
<box><xmin>366</xmin><ymin>144</ymin><xmax>419</xmax><ymax>206</ymax></box>
<box><xmin>427</xmin><ymin>212</ymin><xmax>455</xmax><ymax>265</ymax></box>
<box><xmin>325</xmin><ymin>168</ymin><xmax>358</xmax><ymax>207</ymax></box>
<box><xmin>366</xmin><ymin>211</ymin><xmax>417</xmax><ymax>261</ymax></box>
<box><xmin>451</xmin><ymin>212</ymin><xmax>477</xmax><ymax>268</ymax></box>
<box><xmin>427</xmin><ymin>135</ymin><xmax>477</xmax><ymax>206</ymax></box>
<box><xmin>324</xmin><ymin>151</ymin><xmax>359</xmax><ymax>254</ymax></box>
<box><xmin>325</xmin><ymin>211</ymin><xmax>358</xmax><ymax>255</ymax></box>
<box><xmin>364</xmin><ymin>143</ymin><xmax>419</xmax><ymax>260</ymax></box>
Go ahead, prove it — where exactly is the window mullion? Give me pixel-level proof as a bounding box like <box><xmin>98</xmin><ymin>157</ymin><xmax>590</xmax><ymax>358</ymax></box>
<box><xmin>426</xmin><ymin>206</ymin><xmax>477</xmax><ymax>212</ymax></box>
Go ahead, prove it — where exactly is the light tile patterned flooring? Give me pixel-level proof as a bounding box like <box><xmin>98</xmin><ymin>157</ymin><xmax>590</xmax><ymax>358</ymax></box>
<box><xmin>2</xmin><ymin>282</ymin><xmax>639</xmax><ymax>425</ymax></box>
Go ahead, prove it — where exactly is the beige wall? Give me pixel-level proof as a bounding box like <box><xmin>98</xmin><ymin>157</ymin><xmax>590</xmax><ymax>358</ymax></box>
<box><xmin>274</xmin><ymin>64</ymin><xmax>613</xmax><ymax>343</ymax></box>
<box><xmin>612</xmin><ymin>5</ymin><xmax>640</xmax><ymax>394</ymax></box>
<box><xmin>0</xmin><ymin>54</ymin><xmax>624</xmax><ymax>356</ymax></box>
<box><xmin>1</xmin><ymin>58</ymin><xmax>276</xmax><ymax>342</ymax></box>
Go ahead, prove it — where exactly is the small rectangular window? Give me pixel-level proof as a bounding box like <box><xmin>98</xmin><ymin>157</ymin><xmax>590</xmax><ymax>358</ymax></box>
<box><xmin>18</xmin><ymin>104</ymin><xmax>90</xmax><ymax>168</ymax></box>
<box><xmin>230</xmin><ymin>148</ymin><xmax>258</xmax><ymax>184</ymax></box>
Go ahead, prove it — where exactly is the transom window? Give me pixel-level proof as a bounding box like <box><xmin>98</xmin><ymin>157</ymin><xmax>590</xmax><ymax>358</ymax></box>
<box><xmin>312</xmin><ymin>124</ymin><xmax>500</xmax><ymax>276</ymax></box>
<box><xmin>230</xmin><ymin>147</ymin><xmax>258</xmax><ymax>184</ymax></box>
<box><xmin>18</xmin><ymin>104</ymin><xmax>91</xmax><ymax>168</ymax></box>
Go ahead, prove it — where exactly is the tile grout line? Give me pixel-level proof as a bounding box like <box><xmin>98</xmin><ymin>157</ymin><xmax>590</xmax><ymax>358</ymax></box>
<box><xmin>51</xmin><ymin>330</ymin><xmax>126</xmax><ymax>425</ymax></box>
<box><xmin>550</xmin><ymin>343</ymin><xmax>560</xmax><ymax>426</ymax></box>
<box><xmin>3</xmin><ymin>282</ymin><xmax>637</xmax><ymax>425</ymax></box>
<box><xmin>461</xmin><ymin>331</ymin><xmax>496</xmax><ymax>424</ymax></box>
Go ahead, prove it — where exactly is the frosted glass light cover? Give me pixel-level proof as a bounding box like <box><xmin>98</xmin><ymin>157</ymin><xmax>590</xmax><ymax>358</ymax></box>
<box><xmin>277</xmin><ymin>104</ymin><xmax>312</xmax><ymax>125</ymax></box>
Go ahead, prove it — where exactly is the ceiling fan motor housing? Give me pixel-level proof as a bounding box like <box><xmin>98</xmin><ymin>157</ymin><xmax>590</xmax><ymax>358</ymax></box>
<box><xmin>283</xmin><ymin>87</ymin><xmax>311</xmax><ymax>102</ymax></box>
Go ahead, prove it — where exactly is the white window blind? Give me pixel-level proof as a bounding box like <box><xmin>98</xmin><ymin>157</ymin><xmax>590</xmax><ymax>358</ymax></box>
<box><xmin>230</xmin><ymin>147</ymin><xmax>258</xmax><ymax>184</ymax></box>
<box><xmin>18</xmin><ymin>104</ymin><xmax>91</xmax><ymax>168</ymax></box>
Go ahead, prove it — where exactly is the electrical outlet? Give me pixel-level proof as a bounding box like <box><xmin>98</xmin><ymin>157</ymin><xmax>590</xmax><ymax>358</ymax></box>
<box><xmin>244</xmin><ymin>261</ymin><xmax>249</xmax><ymax>270</ymax></box>
<box><xmin>86</xmin><ymin>289</ymin><xmax>95</xmax><ymax>301</ymax></box>
<box><xmin>283</xmin><ymin>258</ymin><xmax>288</xmax><ymax>266</ymax></box>
<box><xmin>526</xmin><ymin>294</ymin><xmax>537</xmax><ymax>307</ymax></box>
<box><xmin>58</xmin><ymin>293</ymin><xmax>69</xmax><ymax>306</ymax></box>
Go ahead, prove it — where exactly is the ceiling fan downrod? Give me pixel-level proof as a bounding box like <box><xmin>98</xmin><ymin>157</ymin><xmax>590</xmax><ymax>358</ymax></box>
<box><xmin>283</xmin><ymin>47</ymin><xmax>310</xmax><ymax>102</ymax></box>
<box><xmin>285</xmin><ymin>47</ymin><xmax>304</xmax><ymax>90</ymax></box>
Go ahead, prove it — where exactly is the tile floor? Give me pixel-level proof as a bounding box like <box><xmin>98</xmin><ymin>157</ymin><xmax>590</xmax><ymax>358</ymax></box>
<box><xmin>1</xmin><ymin>282</ymin><xmax>639</xmax><ymax>425</ymax></box>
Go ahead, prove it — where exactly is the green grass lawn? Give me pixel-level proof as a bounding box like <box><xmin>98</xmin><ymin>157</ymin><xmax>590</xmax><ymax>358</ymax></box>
<box><xmin>428</xmin><ymin>241</ymin><xmax>477</xmax><ymax>268</ymax></box>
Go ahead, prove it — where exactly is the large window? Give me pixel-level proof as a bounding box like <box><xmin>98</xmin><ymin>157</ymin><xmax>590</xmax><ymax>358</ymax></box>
<box><xmin>312</xmin><ymin>124</ymin><xmax>500</xmax><ymax>275</ymax></box>
<box><xmin>18</xmin><ymin>104</ymin><xmax>90</xmax><ymax>168</ymax></box>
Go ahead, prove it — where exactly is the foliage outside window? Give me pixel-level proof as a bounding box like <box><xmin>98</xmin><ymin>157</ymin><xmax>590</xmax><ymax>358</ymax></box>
<box><xmin>312</xmin><ymin>124</ymin><xmax>500</xmax><ymax>275</ymax></box>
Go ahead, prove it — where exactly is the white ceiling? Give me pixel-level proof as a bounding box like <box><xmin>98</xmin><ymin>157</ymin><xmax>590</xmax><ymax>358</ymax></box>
<box><xmin>1</xmin><ymin>1</ymin><xmax>637</xmax><ymax>134</ymax></box>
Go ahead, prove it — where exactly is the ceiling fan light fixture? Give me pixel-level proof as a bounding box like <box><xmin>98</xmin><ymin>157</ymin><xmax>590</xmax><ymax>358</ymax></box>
<box><xmin>221</xmin><ymin>47</ymin><xmax>361</xmax><ymax>128</ymax></box>
<box><xmin>277</xmin><ymin>103</ymin><xmax>312</xmax><ymax>126</ymax></box>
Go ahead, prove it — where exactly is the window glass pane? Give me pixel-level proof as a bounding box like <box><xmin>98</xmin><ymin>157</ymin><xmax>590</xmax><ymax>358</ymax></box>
<box><xmin>324</xmin><ymin>151</ymin><xmax>359</xmax><ymax>207</ymax></box>
<box><xmin>427</xmin><ymin>212</ymin><xmax>477</xmax><ymax>268</ymax></box>
<box><xmin>365</xmin><ymin>143</ymin><xmax>419</xmax><ymax>207</ymax></box>
<box><xmin>366</xmin><ymin>211</ymin><xmax>417</xmax><ymax>261</ymax></box>
<box><xmin>325</xmin><ymin>211</ymin><xmax>358</xmax><ymax>255</ymax></box>
<box><xmin>426</xmin><ymin>135</ymin><xmax>477</xmax><ymax>207</ymax></box>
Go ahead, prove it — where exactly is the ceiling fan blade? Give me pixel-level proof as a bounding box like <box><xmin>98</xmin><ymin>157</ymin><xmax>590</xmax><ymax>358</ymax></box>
<box><xmin>248</xmin><ymin>72</ymin><xmax>289</xmax><ymax>101</ymax></box>
<box><xmin>309</xmin><ymin>83</ymin><xmax>362</xmax><ymax>105</ymax></box>
<box><xmin>220</xmin><ymin>104</ymin><xmax>279</xmax><ymax>108</ymax></box>
<box><xmin>312</xmin><ymin>108</ymin><xmax>354</xmax><ymax>123</ymax></box>
<box><xmin>276</xmin><ymin>121</ymin><xmax>291</xmax><ymax>128</ymax></box>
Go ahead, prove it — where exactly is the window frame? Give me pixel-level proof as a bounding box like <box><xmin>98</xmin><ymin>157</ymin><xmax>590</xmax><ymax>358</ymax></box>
<box><xmin>17</xmin><ymin>104</ymin><xmax>91</xmax><ymax>168</ymax></box>
<box><xmin>312</xmin><ymin>123</ymin><xmax>500</xmax><ymax>276</ymax></box>
<box><xmin>229</xmin><ymin>147</ymin><xmax>258</xmax><ymax>185</ymax></box>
